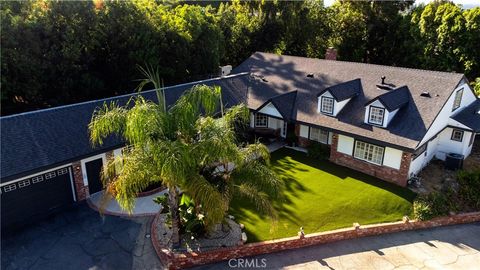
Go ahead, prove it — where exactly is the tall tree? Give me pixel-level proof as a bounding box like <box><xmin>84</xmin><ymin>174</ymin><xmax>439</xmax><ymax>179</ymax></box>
<box><xmin>89</xmin><ymin>69</ymin><xmax>282</xmax><ymax>246</ymax></box>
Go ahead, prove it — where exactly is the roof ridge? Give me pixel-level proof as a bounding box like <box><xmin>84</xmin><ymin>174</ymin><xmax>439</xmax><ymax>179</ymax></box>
<box><xmin>1</xmin><ymin>72</ymin><xmax>250</xmax><ymax>119</ymax></box>
<box><xmin>254</xmin><ymin>52</ymin><xmax>464</xmax><ymax>77</ymax></box>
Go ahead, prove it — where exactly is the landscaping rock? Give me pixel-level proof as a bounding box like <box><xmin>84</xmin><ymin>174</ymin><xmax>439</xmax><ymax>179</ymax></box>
<box><xmin>155</xmin><ymin>214</ymin><xmax>242</xmax><ymax>252</ymax></box>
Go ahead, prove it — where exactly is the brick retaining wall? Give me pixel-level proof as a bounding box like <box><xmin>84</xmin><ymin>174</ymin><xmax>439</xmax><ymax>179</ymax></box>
<box><xmin>151</xmin><ymin>212</ymin><xmax>480</xmax><ymax>269</ymax></box>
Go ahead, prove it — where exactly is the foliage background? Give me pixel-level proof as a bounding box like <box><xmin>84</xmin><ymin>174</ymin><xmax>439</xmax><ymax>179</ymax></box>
<box><xmin>2</xmin><ymin>0</ymin><xmax>479</xmax><ymax>115</ymax></box>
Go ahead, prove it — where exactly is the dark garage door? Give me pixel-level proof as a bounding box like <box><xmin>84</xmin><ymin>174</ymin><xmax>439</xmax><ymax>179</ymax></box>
<box><xmin>1</xmin><ymin>166</ymin><xmax>74</xmax><ymax>230</ymax></box>
<box><xmin>85</xmin><ymin>158</ymin><xmax>103</xmax><ymax>195</ymax></box>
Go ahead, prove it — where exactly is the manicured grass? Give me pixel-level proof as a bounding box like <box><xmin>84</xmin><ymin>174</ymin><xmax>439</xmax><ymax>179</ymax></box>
<box><xmin>230</xmin><ymin>148</ymin><xmax>416</xmax><ymax>242</ymax></box>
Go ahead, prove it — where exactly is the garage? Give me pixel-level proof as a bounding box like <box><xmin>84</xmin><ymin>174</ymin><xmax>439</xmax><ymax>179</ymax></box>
<box><xmin>1</xmin><ymin>166</ymin><xmax>75</xmax><ymax>230</ymax></box>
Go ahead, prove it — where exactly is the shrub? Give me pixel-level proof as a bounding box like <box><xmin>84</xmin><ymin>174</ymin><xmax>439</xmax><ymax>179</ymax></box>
<box><xmin>307</xmin><ymin>142</ymin><xmax>330</xmax><ymax>159</ymax></box>
<box><xmin>457</xmin><ymin>170</ymin><xmax>480</xmax><ymax>210</ymax></box>
<box><xmin>413</xmin><ymin>192</ymin><xmax>450</xmax><ymax>221</ymax></box>
<box><xmin>153</xmin><ymin>193</ymin><xmax>169</xmax><ymax>213</ymax></box>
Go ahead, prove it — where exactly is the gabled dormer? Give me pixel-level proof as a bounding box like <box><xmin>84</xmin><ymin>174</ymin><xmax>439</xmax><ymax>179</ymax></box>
<box><xmin>317</xmin><ymin>79</ymin><xmax>361</xmax><ymax>117</ymax></box>
<box><xmin>364</xmin><ymin>86</ymin><xmax>410</xmax><ymax>128</ymax></box>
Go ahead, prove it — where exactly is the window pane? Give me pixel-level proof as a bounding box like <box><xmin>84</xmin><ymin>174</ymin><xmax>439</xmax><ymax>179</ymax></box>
<box><xmin>369</xmin><ymin>107</ymin><xmax>384</xmax><ymax>125</ymax></box>
<box><xmin>354</xmin><ymin>141</ymin><xmax>383</xmax><ymax>165</ymax></box>
<box><xmin>321</xmin><ymin>97</ymin><xmax>334</xmax><ymax>114</ymax></box>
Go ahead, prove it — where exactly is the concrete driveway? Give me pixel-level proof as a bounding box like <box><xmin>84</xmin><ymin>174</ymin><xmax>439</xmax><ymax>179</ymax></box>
<box><xmin>193</xmin><ymin>223</ymin><xmax>480</xmax><ymax>270</ymax></box>
<box><xmin>1</xmin><ymin>203</ymin><xmax>163</xmax><ymax>270</ymax></box>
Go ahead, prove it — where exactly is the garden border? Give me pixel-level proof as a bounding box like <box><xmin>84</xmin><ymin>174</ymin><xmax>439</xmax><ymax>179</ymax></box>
<box><xmin>150</xmin><ymin>211</ymin><xmax>480</xmax><ymax>270</ymax></box>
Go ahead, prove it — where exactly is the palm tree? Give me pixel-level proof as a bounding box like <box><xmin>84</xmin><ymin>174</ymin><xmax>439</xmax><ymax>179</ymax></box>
<box><xmin>88</xmin><ymin>66</ymin><xmax>282</xmax><ymax>247</ymax></box>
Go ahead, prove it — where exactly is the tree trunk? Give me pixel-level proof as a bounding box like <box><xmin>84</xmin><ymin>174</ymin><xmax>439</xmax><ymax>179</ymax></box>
<box><xmin>168</xmin><ymin>185</ymin><xmax>181</xmax><ymax>247</ymax></box>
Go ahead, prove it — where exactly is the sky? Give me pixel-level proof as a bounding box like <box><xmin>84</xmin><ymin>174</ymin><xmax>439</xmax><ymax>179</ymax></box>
<box><xmin>323</xmin><ymin>0</ymin><xmax>480</xmax><ymax>8</ymax></box>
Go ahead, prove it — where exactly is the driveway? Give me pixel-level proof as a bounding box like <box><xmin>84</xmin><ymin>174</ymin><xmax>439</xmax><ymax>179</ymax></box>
<box><xmin>1</xmin><ymin>203</ymin><xmax>163</xmax><ymax>270</ymax></box>
<box><xmin>193</xmin><ymin>223</ymin><xmax>480</xmax><ymax>270</ymax></box>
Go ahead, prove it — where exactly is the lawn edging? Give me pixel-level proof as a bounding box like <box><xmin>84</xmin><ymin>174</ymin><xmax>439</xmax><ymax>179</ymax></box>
<box><xmin>151</xmin><ymin>211</ymin><xmax>480</xmax><ymax>270</ymax></box>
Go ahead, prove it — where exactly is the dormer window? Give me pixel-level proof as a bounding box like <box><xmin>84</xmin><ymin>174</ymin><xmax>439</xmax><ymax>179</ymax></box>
<box><xmin>368</xmin><ymin>106</ymin><xmax>385</xmax><ymax>126</ymax></box>
<box><xmin>452</xmin><ymin>88</ymin><xmax>463</xmax><ymax>111</ymax></box>
<box><xmin>320</xmin><ymin>96</ymin><xmax>334</xmax><ymax>115</ymax></box>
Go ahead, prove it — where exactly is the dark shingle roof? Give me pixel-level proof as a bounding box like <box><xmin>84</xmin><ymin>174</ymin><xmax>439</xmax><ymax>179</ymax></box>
<box><xmin>367</xmin><ymin>86</ymin><xmax>410</xmax><ymax>111</ymax></box>
<box><xmin>318</xmin><ymin>79</ymin><xmax>362</xmax><ymax>101</ymax></box>
<box><xmin>256</xmin><ymin>91</ymin><xmax>297</xmax><ymax>120</ymax></box>
<box><xmin>451</xmin><ymin>99</ymin><xmax>480</xmax><ymax>132</ymax></box>
<box><xmin>233</xmin><ymin>52</ymin><xmax>464</xmax><ymax>150</ymax></box>
<box><xmin>0</xmin><ymin>74</ymin><xmax>249</xmax><ymax>181</ymax></box>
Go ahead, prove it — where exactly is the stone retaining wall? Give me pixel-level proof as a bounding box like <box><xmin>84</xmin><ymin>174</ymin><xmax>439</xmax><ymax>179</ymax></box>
<box><xmin>151</xmin><ymin>212</ymin><xmax>480</xmax><ymax>270</ymax></box>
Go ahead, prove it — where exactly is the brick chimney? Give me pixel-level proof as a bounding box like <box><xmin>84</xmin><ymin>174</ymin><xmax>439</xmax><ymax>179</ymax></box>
<box><xmin>325</xmin><ymin>47</ymin><xmax>337</xmax><ymax>60</ymax></box>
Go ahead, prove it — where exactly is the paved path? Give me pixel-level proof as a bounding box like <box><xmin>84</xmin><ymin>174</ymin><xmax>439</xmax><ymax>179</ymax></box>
<box><xmin>193</xmin><ymin>223</ymin><xmax>480</xmax><ymax>270</ymax></box>
<box><xmin>89</xmin><ymin>190</ymin><xmax>165</xmax><ymax>216</ymax></box>
<box><xmin>1</xmin><ymin>203</ymin><xmax>163</xmax><ymax>270</ymax></box>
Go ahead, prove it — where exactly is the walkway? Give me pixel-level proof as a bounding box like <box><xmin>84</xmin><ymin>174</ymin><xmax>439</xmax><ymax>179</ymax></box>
<box><xmin>88</xmin><ymin>189</ymin><xmax>166</xmax><ymax>216</ymax></box>
<box><xmin>267</xmin><ymin>140</ymin><xmax>287</xmax><ymax>153</ymax></box>
<box><xmin>192</xmin><ymin>223</ymin><xmax>480</xmax><ymax>269</ymax></box>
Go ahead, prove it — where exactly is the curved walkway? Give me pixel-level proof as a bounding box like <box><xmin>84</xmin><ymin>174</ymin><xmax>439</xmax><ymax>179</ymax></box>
<box><xmin>88</xmin><ymin>189</ymin><xmax>166</xmax><ymax>217</ymax></box>
<box><xmin>192</xmin><ymin>223</ymin><xmax>480</xmax><ymax>270</ymax></box>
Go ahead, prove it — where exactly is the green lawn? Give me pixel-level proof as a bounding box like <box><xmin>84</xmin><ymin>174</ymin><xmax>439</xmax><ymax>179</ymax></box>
<box><xmin>230</xmin><ymin>148</ymin><xmax>416</xmax><ymax>242</ymax></box>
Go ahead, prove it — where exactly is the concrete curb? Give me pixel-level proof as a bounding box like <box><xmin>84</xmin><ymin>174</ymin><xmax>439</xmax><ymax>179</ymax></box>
<box><xmin>86</xmin><ymin>198</ymin><xmax>157</xmax><ymax>218</ymax></box>
<box><xmin>150</xmin><ymin>211</ymin><xmax>480</xmax><ymax>270</ymax></box>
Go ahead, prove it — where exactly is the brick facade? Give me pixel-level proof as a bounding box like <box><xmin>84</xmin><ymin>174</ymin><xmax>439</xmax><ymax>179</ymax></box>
<box><xmin>72</xmin><ymin>161</ymin><xmax>89</xmax><ymax>201</ymax></box>
<box><xmin>152</xmin><ymin>212</ymin><xmax>480</xmax><ymax>270</ymax></box>
<box><xmin>294</xmin><ymin>124</ymin><xmax>311</xmax><ymax>148</ymax></box>
<box><xmin>329</xmin><ymin>134</ymin><xmax>411</xmax><ymax>186</ymax></box>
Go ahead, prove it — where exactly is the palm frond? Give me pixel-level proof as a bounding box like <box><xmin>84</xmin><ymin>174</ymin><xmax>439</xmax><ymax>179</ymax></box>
<box><xmin>136</xmin><ymin>64</ymin><xmax>166</xmax><ymax>112</ymax></box>
<box><xmin>234</xmin><ymin>183</ymin><xmax>276</xmax><ymax>219</ymax></box>
<box><xmin>89</xmin><ymin>101</ymin><xmax>127</xmax><ymax>146</ymax></box>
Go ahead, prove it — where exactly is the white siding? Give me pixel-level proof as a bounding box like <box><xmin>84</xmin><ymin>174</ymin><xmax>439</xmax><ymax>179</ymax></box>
<box><xmin>418</xmin><ymin>83</ymin><xmax>477</xmax><ymax>146</ymax></box>
<box><xmin>337</xmin><ymin>135</ymin><xmax>354</xmax><ymax>155</ymax></box>
<box><xmin>250</xmin><ymin>112</ymin><xmax>255</xmax><ymax>128</ymax></box>
<box><xmin>435</xmin><ymin>127</ymin><xmax>473</xmax><ymax>160</ymax></box>
<box><xmin>383</xmin><ymin>147</ymin><xmax>403</xmax><ymax>169</ymax></box>
<box><xmin>258</xmin><ymin>102</ymin><xmax>282</xmax><ymax>118</ymax></box>
<box><xmin>328</xmin><ymin>131</ymin><xmax>333</xmax><ymax>145</ymax></box>
<box><xmin>385</xmin><ymin>108</ymin><xmax>399</xmax><ymax>126</ymax></box>
<box><xmin>335</xmin><ymin>99</ymin><xmax>350</xmax><ymax>115</ymax></box>
<box><xmin>299</xmin><ymin>125</ymin><xmax>309</xmax><ymax>138</ymax></box>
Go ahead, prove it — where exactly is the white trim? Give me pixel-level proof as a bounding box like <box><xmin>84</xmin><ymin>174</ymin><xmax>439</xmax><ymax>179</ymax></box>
<box><xmin>68</xmin><ymin>167</ymin><xmax>77</xmax><ymax>202</ymax></box>
<box><xmin>0</xmin><ymin>163</ymin><xmax>72</xmax><ymax>187</ymax></box>
<box><xmin>80</xmin><ymin>153</ymin><xmax>107</xmax><ymax>188</ymax></box>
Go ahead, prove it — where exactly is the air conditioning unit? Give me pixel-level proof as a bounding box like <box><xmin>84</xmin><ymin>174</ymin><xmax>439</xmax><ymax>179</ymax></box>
<box><xmin>219</xmin><ymin>65</ymin><xmax>232</xmax><ymax>76</ymax></box>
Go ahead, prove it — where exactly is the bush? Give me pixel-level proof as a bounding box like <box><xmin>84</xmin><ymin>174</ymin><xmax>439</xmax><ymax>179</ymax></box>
<box><xmin>153</xmin><ymin>194</ymin><xmax>169</xmax><ymax>214</ymax></box>
<box><xmin>307</xmin><ymin>142</ymin><xmax>330</xmax><ymax>159</ymax></box>
<box><xmin>413</xmin><ymin>192</ymin><xmax>450</xmax><ymax>221</ymax></box>
<box><xmin>457</xmin><ymin>170</ymin><xmax>480</xmax><ymax>210</ymax></box>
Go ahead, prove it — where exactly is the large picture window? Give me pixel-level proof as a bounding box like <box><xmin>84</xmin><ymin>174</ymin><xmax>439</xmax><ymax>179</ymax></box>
<box><xmin>452</xmin><ymin>88</ymin><xmax>463</xmax><ymax>111</ymax></box>
<box><xmin>368</xmin><ymin>106</ymin><xmax>385</xmax><ymax>126</ymax></box>
<box><xmin>309</xmin><ymin>127</ymin><xmax>329</xmax><ymax>144</ymax></box>
<box><xmin>255</xmin><ymin>113</ymin><xmax>268</xmax><ymax>127</ymax></box>
<box><xmin>354</xmin><ymin>141</ymin><xmax>384</xmax><ymax>165</ymax></box>
<box><xmin>321</xmin><ymin>96</ymin><xmax>334</xmax><ymax>114</ymax></box>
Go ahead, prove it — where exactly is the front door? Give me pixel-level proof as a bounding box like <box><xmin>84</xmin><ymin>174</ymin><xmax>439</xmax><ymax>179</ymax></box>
<box><xmin>85</xmin><ymin>158</ymin><xmax>103</xmax><ymax>194</ymax></box>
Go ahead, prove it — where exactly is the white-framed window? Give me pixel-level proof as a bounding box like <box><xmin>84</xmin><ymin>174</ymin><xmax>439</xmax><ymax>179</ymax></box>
<box><xmin>255</xmin><ymin>113</ymin><xmax>268</xmax><ymax>127</ymax></box>
<box><xmin>368</xmin><ymin>106</ymin><xmax>385</xmax><ymax>125</ymax></box>
<box><xmin>4</xmin><ymin>184</ymin><xmax>16</xmax><ymax>192</ymax></box>
<box><xmin>354</xmin><ymin>141</ymin><xmax>384</xmax><ymax>165</ymax></box>
<box><xmin>452</xmin><ymin>88</ymin><xmax>463</xmax><ymax>111</ymax></box>
<box><xmin>57</xmin><ymin>168</ymin><xmax>68</xmax><ymax>175</ymax></box>
<box><xmin>18</xmin><ymin>180</ymin><xmax>31</xmax><ymax>188</ymax></box>
<box><xmin>309</xmin><ymin>127</ymin><xmax>329</xmax><ymax>144</ymax></box>
<box><xmin>32</xmin><ymin>175</ymin><xmax>44</xmax><ymax>183</ymax></box>
<box><xmin>45</xmin><ymin>171</ymin><xmax>56</xmax><ymax>179</ymax></box>
<box><xmin>451</xmin><ymin>129</ymin><xmax>464</xmax><ymax>142</ymax></box>
<box><xmin>321</xmin><ymin>96</ymin><xmax>334</xmax><ymax>114</ymax></box>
